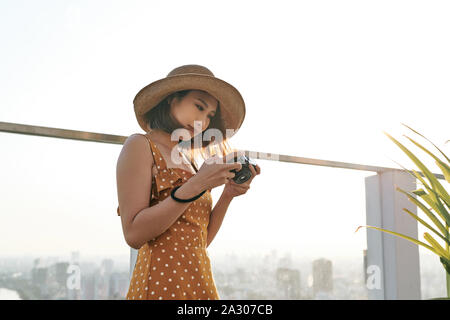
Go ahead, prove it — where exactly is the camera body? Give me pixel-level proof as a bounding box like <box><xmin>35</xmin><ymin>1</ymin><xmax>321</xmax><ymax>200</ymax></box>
<box><xmin>228</xmin><ymin>154</ymin><xmax>258</xmax><ymax>184</ymax></box>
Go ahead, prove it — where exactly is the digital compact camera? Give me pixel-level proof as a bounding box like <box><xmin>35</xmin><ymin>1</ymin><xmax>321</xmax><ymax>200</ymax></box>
<box><xmin>227</xmin><ymin>154</ymin><xmax>258</xmax><ymax>184</ymax></box>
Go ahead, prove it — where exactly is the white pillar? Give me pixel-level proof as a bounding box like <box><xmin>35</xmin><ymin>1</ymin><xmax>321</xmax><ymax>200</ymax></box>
<box><xmin>365</xmin><ymin>170</ymin><xmax>421</xmax><ymax>299</ymax></box>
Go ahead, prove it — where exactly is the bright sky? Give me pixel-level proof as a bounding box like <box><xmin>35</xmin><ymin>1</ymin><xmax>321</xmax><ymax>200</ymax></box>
<box><xmin>0</xmin><ymin>1</ymin><xmax>448</xmax><ymax>268</ymax></box>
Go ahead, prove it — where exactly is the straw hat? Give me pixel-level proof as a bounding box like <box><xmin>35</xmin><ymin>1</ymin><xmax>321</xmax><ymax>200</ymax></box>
<box><xmin>133</xmin><ymin>64</ymin><xmax>246</xmax><ymax>138</ymax></box>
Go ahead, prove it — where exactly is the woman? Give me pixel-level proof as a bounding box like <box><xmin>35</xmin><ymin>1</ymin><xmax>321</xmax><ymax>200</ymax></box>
<box><xmin>116</xmin><ymin>64</ymin><xmax>261</xmax><ymax>300</ymax></box>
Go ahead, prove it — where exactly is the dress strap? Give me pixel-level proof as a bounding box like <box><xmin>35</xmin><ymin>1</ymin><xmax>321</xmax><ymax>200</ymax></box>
<box><xmin>142</xmin><ymin>134</ymin><xmax>186</xmax><ymax>202</ymax></box>
<box><xmin>142</xmin><ymin>133</ymin><xmax>168</xmax><ymax>172</ymax></box>
<box><xmin>143</xmin><ymin>133</ymin><xmax>198</xmax><ymax>174</ymax></box>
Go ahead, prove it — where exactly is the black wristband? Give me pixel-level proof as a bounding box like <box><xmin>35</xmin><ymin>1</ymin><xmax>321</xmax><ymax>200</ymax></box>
<box><xmin>170</xmin><ymin>185</ymin><xmax>206</xmax><ymax>203</ymax></box>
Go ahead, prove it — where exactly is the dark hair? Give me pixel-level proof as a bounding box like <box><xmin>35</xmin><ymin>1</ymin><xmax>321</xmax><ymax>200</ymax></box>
<box><xmin>143</xmin><ymin>90</ymin><xmax>230</xmax><ymax>158</ymax></box>
<box><xmin>144</xmin><ymin>90</ymin><xmax>190</xmax><ymax>133</ymax></box>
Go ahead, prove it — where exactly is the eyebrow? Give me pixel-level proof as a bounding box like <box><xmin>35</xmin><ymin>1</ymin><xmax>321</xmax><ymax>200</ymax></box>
<box><xmin>197</xmin><ymin>98</ymin><xmax>216</xmax><ymax>114</ymax></box>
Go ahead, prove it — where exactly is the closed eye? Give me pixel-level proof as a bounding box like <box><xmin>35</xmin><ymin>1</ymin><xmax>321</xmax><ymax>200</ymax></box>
<box><xmin>196</xmin><ymin>104</ymin><xmax>215</xmax><ymax>119</ymax></box>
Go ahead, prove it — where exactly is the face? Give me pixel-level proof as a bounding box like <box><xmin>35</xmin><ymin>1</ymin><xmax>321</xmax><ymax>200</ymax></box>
<box><xmin>169</xmin><ymin>90</ymin><xmax>218</xmax><ymax>138</ymax></box>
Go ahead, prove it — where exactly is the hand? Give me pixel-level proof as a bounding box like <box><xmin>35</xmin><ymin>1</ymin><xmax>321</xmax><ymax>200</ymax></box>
<box><xmin>189</xmin><ymin>154</ymin><xmax>243</xmax><ymax>193</ymax></box>
<box><xmin>223</xmin><ymin>163</ymin><xmax>261</xmax><ymax>199</ymax></box>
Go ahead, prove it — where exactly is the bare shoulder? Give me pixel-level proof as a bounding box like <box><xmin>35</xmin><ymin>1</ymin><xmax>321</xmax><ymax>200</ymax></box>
<box><xmin>116</xmin><ymin>133</ymin><xmax>153</xmax><ymax>226</ymax></box>
<box><xmin>118</xmin><ymin>133</ymin><xmax>151</xmax><ymax>160</ymax></box>
<box><xmin>116</xmin><ymin>133</ymin><xmax>154</xmax><ymax>177</ymax></box>
<box><xmin>123</xmin><ymin>133</ymin><xmax>148</xmax><ymax>147</ymax></box>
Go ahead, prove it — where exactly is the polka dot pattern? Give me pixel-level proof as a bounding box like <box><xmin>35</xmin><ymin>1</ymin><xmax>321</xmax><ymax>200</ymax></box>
<box><xmin>125</xmin><ymin>134</ymin><xmax>220</xmax><ymax>300</ymax></box>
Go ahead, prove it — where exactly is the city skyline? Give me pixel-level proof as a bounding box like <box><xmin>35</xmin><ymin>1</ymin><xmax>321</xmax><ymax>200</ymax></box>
<box><xmin>0</xmin><ymin>247</ymin><xmax>446</xmax><ymax>300</ymax></box>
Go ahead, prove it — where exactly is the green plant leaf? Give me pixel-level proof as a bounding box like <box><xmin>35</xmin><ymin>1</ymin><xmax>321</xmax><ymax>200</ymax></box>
<box><xmin>355</xmin><ymin>225</ymin><xmax>439</xmax><ymax>256</ymax></box>
<box><xmin>440</xmin><ymin>256</ymin><xmax>450</xmax><ymax>275</ymax></box>
<box><xmin>421</xmin><ymin>192</ymin><xmax>450</xmax><ymax>227</ymax></box>
<box><xmin>411</xmin><ymin>168</ymin><xmax>432</xmax><ymax>192</ymax></box>
<box><xmin>401</xmin><ymin>123</ymin><xmax>450</xmax><ymax>164</ymax></box>
<box><xmin>412</xmin><ymin>189</ymin><xmax>427</xmax><ymax>196</ymax></box>
<box><xmin>411</xmin><ymin>168</ymin><xmax>450</xmax><ymax>213</ymax></box>
<box><xmin>390</xmin><ymin>158</ymin><xmax>450</xmax><ymax>219</ymax></box>
<box><xmin>436</xmin><ymin>160</ymin><xmax>450</xmax><ymax>183</ymax></box>
<box><xmin>384</xmin><ymin>156</ymin><xmax>431</xmax><ymax>191</ymax></box>
<box><xmin>401</xmin><ymin>207</ymin><xmax>450</xmax><ymax>246</ymax></box>
<box><xmin>396</xmin><ymin>186</ymin><xmax>447</xmax><ymax>234</ymax></box>
<box><xmin>403</xmin><ymin>134</ymin><xmax>450</xmax><ymax>184</ymax></box>
<box><xmin>383</xmin><ymin>131</ymin><xmax>450</xmax><ymax>209</ymax></box>
<box><xmin>423</xmin><ymin>232</ymin><xmax>450</xmax><ymax>259</ymax></box>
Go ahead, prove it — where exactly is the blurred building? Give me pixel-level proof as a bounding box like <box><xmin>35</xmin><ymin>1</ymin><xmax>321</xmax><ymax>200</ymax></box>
<box><xmin>96</xmin><ymin>259</ymin><xmax>114</xmax><ymax>299</ymax></box>
<box><xmin>312</xmin><ymin>258</ymin><xmax>333</xmax><ymax>298</ymax></box>
<box><xmin>51</xmin><ymin>262</ymin><xmax>70</xmax><ymax>288</ymax></box>
<box><xmin>109</xmin><ymin>272</ymin><xmax>129</xmax><ymax>299</ymax></box>
<box><xmin>48</xmin><ymin>262</ymin><xmax>70</xmax><ymax>299</ymax></box>
<box><xmin>82</xmin><ymin>273</ymin><xmax>97</xmax><ymax>299</ymax></box>
<box><xmin>275</xmin><ymin>267</ymin><xmax>301</xmax><ymax>299</ymax></box>
<box><xmin>101</xmin><ymin>259</ymin><xmax>114</xmax><ymax>275</ymax></box>
<box><xmin>31</xmin><ymin>258</ymin><xmax>48</xmax><ymax>298</ymax></box>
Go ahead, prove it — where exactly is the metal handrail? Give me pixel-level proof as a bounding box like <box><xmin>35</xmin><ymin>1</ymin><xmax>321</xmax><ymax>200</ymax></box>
<box><xmin>0</xmin><ymin>121</ymin><xmax>445</xmax><ymax>180</ymax></box>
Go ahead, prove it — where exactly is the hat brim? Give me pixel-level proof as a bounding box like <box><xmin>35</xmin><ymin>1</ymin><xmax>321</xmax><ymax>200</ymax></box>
<box><xmin>133</xmin><ymin>73</ymin><xmax>246</xmax><ymax>138</ymax></box>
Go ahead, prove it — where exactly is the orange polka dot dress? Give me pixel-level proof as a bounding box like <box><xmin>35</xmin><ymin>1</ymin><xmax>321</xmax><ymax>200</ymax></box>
<box><xmin>117</xmin><ymin>133</ymin><xmax>221</xmax><ymax>300</ymax></box>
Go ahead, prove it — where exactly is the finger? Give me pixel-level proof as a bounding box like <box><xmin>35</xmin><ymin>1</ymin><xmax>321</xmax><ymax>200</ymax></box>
<box><xmin>239</xmin><ymin>181</ymin><xmax>252</xmax><ymax>188</ymax></box>
<box><xmin>249</xmin><ymin>164</ymin><xmax>256</xmax><ymax>176</ymax></box>
<box><xmin>255</xmin><ymin>164</ymin><xmax>261</xmax><ymax>175</ymax></box>
<box><xmin>230</xmin><ymin>184</ymin><xmax>249</xmax><ymax>192</ymax></box>
<box><xmin>226</xmin><ymin>171</ymin><xmax>236</xmax><ymax>179</ymax></box>
<box><xmin>231</xmin><ymin>180</ymin><xmax>250</xmax><ymax>189</ymax></box>
<box><xmin>238</xmin><ymin>185</ymin><xmax>250</xmax><ymax>192</ymax></box>
<box><xmin>229</xmin><ymin>162</ymin><xmax>243</xmax><ymax>171</ymax></box>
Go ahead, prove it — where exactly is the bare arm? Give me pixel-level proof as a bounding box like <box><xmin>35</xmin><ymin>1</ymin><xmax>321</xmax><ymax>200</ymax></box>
<box><xmin>116</xmin><ymin>134</ymin><xmax>205</xmax><ymax>250</ymax></box>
